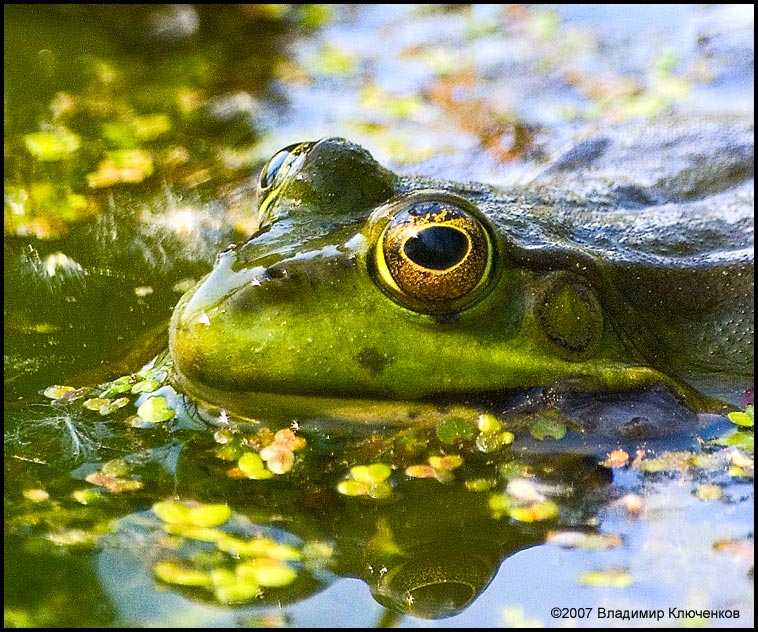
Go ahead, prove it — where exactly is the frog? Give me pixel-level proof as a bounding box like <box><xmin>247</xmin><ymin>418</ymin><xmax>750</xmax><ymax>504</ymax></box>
<box><xmin>168</xmin><ymin>115</ymin><xmax>753</xmax><ymax>428</ymax></box>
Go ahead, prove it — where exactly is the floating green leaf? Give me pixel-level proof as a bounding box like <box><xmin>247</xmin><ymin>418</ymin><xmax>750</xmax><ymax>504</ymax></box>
<box><xmin>24</xmin><ymin>128</ymin><xmax>81</xmax><ymax>161</ymax></box>
<box><xmin>186</xmin><ymin>503</ymin><xmax>232</xmax><ymax>528</ymax></box>
<box><xmin>218</xmin><ymin>536</ymin><xmax>301</xmax><ymax>560</ymax></box>
<box><xmin>436</xmin><ymin>417</ymin><xmax>476</xmax><ymax>444</ymax></box>
<box><xmin>728</xmin><ymin>405</ymin><xmax>754</xmax><ymax>427</ymax></box>
<box><xmin>238</xmin><ymin>452</ymin><xmax>274</xmax><ymax>480</ymax></box>
<box><xmin>712</xmin><ymin>429</ymin><xmax>753</xmax><ymax>452</ymax></box>
<box><xmin>87</xmin><ymin>149</ymin><xmax>154</xmax><ymax>188</ymax></box>
<box><xmin>137</xmin><ymin>396</ymin><xmax>175</xmax><ymax>423</ymax></box>
<box><xmin>153</xmin><ymin>500</ymin><xmax>191</xmax><ymax>524</ymax></box>
<box><xmin>43</xmin><ymin>385</ymin><xmax>76</xmax><ymax>399</ymax></box>
<box><xmin>350</xmin><ymin>463</ymin><xmax>392</xmax><ymax>484</ymax></box>
<box><xmin>529</xmin><ymin>417</ymin><xmax>567</xmax><ymax>440</ymax></box>
<box><xmin>153</xmin><ymin>560</ymin><xmax>212</xmax><ymax>587</ymax></box>
<box><xmin>477</xmin><ymin>413</ymin><xmax>501</xmax><ymax>434</ymax></box>
<box><xmin>236</xmin><ymin>558</ymin><xmax>297</xmax><ymax>587</ymax></box>
<box><xmin>214</xmin><ymin>581</ymin><xmax>262</xmax><ymax>604</ymax></box>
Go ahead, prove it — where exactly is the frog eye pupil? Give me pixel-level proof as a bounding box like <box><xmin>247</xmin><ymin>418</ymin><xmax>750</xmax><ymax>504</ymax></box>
<box><xmin>404</xmin><ymin>226</ymin><xmax>468</xmax><ymax>270</ymax></box>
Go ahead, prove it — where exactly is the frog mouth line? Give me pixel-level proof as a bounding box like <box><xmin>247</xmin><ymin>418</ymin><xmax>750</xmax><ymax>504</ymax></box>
<box><xmin>170</xmin><ymin>361</ymin><xmax>729</xmax><ymax>435</ymax></box>
<box><xmin>170</xmin><ymin>364</ymin><xmax>489</xmax><ymax>428</ymax></box>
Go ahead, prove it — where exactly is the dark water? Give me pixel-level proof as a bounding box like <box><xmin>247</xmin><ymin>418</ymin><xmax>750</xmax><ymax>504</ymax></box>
<box><xmin>4</xmin><ymin>5</ymin><xmax>754</xmax><ymax>628</ymax></box>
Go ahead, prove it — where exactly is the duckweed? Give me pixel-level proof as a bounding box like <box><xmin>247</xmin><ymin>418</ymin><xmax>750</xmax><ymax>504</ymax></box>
<box><xmin>101</xmin><ymin>458</ymin><xmax>130</xmax><ymax>477</ymax></box>
<box><xmin>86</xmin><ymin>149</ymin><xmax>154</xmax><ymax>188</ymax></box>
<box><xmin>529</xmin><ymin>417</ymin><xmax>567</xmax><ymax>440</ymax></box>
<box><xmin>72</xmin><ymin>489</ymin><xmax>102</xmax><ymax>505</ymax></box>
<box><xmin>236</xmin><ymin>558</ymin><xmax>298</xmax><ymax>587</ymax></box>
<box><xmin>271</xmin><ymin>428</ymin><xmax>307</xmax><ymax>452</ymax></box>
<box><xmin>162</xmin><ymin>523</ymin><xmax>227</xmax><ymax>543</ymax></box>
<box><xmin>217</xmin><ymin>536</ymin><xmax>301</xmax><ymax>561</ymax></box>
<box><xmin>210</xmin><ymin>568</ymin><xmax>237</xmax><ymax>587</ymax></box>
<box><xmin>728</xmin><ymin>404</ymin><xmax>754</xmax><ymax>427</ymax></box>
<box><xmin>215</xmin><ymin>444</ymin><xmax>244</xmax><ymax>461</ymax></box>
<box><xmin>146</xmin><ymin>500</ymin><xmax>309</xmax><ymax>605</ymax></box>
<box><xmin>436</xmin><ymin>417</ymin><xmax>476</xmax><ymax>444</ymax></box>
<box><xmin>477</xmin><ymin>413</ymin><xmax>501</xmax><ymax>434</ymax></box>
<box><xmin>237</xmin><ymin>452</ymin><xmax>274</xmax><ymax>480</ymax></box>
<box><xmin>488</xmin><ymin>494</ymin><xmax>559</xmax><ymax>522</ymax></box>
<box><xmin>259</xmin><ymin>443</ymin><xmax>295</xmax><ymax>475</ymax></box>
<box><xmin>405</xmin><ymin>465</ymin><xmax>438</xmax><ymax>479</ymax></box>
<box><xmin>83</xmin><ymin>398</ymin><xmax>113</xmax><ymax>412</ymax></box>
<box><xmin>405</xmin><ymin>454</ymin><xmax>464</xmax><ymax>483</ymax></box>
<box><xmin>24</xmin><ymin>128</ymin><xmax>81</xmax><ymax>161</ymax></box>
<box><xmin>349</xmin><ymin>463</ymin><xmax>392</xmax><ymax>484</ymax></box>
<box><xmin>712</xmin><ymin>429</ymin><xmax>753</xmax><ymax>452</ymax></box>
<box><xmin>22</xmin><ymin>488</ymin><xmax>49</xmax><ymax>502</ymax></box>
<box><xmin>133</xmin><ymin>113</ymin><xmax>172</xmax><ymax>141</ymax></box>
<box><xmin>137</xmin><ymin>396</ymin><xmax>176</xmax><ymax>423</ymax></box>
<box><xmin>475</xmin><ymin>430</ymin><xmax>514</xmax><ymax>453</ymax></box>
<box><xmin>634</xmin><ymin>451</ymin><xmax>692</xmax><ymax>473</ymax></box>
<box><xmin>97</xmin><ymin>397</ymin><xmax>130</xmax><ymax>416</ymax></box>
<box><xmin>98</xmin><ymin>376</ymin><xmax>134</xmax><ymax>397</ymax></box>
<box><xmin>46</xmin><ymin>528</ymin><xmax>101</xmax><ymax>547</ymax></box>
<box><xmin>185</xmin><ymin>504</ymin><xmax>232</xmax><ymax>528</ymax></box>
<box><xmin>153</xmin><ymin>500</ymin><xmax>191</xmax><ymax>524</ymax></box>
<box><xmin>336</xmin><ymin>480</ymin><xmax>373</xmax><ymax>496</ymax></box>
<box><xmin>214</xmin><ymin>581</ymin><xmax>262</xmax><ymax>604</ymax></box>
<box><xmin>153</xmin><ymin>560</ymin><xmax>213</xmax><ymax>587</ymax></box>
<box><xmin>153</xmin><ymin>501</ymin><xmax>231</xmax><ymax>528</ymax></box>
<box><xmin>131</xmin><ymin>379</ymin><xmax>161</xmax><ymax>394</ymax></box>
<box><xmin>84</xmin><ymin>471</ymin><xmax>143</xmax><ymax>494</ymax></box>
<box><xmin>337</xmin><ymin>463</ymin><xmax>393</xmax><ymax>498</ymax></box>
<box><xmin>43</xmin><ymin>385</ymin><xmax>76</xmax><ymax>399</ymax></box>
<box><xmin>428</xmin><ymin>455</ymin><xmax>463</xmax><ymax>471</ymax></box>
<box><xmin>488</xmin><ymin>493</ymin><xmax>512</xmax><ymax>518</ymax></box>
<box><xmin>499</xmin><ymin>462</ymin><xmax>534</xmax><ymax>480</ymax></box>
<box><xmin>695</xmin><ymin>483</ymin><xmax>723</xmax><ymax>501</ymax></box>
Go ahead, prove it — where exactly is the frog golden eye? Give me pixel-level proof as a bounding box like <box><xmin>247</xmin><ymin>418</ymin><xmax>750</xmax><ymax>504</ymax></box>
<box><xmin>370</xmin><ymin>193</ymin><xmax>498</xmax><ymax>314</ymax></box>
<box><xmin>258</xmin><ymin>141</ymin><xmax>314</xmax><ymax>191</ymax></box>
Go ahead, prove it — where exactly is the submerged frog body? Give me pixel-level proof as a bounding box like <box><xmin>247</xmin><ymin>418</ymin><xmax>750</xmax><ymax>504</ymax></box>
<box><xmin>169</xmin><ymin>116</ymin><xmax>753</xmax><ymax>422</ymax></box>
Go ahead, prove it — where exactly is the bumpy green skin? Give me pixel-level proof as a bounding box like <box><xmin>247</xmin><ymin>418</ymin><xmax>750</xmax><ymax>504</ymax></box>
<box><xmin>170</xmin><ymin>118</ymin><xmax>754</xmax><ymax>414</ymax></box>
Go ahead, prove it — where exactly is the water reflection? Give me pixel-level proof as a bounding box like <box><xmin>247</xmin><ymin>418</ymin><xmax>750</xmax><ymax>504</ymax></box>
<box><xmin>80</xmin><ymin>436</ymin><xmax>611</xmax><ymax>621</ymax></box>
<box><xmin>8</xmin><ymin>375</ymin><xmax>750</xmax><ymax>627</ymax></box>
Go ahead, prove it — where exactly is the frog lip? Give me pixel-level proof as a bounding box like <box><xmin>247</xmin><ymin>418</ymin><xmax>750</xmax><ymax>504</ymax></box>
<box><xmin>168</xmin><ymin>365</ymin><xmax>478</xmax><ymax>429</ymax></box>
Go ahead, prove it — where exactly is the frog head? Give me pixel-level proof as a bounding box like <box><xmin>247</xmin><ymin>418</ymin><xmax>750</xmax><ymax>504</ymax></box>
<box><xmin>169</xmin><ymin>138</ymin><xmax>717</xmax><ymax>418</ymax></box>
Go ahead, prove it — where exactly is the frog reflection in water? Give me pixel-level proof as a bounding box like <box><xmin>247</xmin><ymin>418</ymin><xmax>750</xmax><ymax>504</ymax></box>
<box><xmin>170</xmin><ymin>118</ymin><xmax>753</xmax><ymax>431</ymax></box>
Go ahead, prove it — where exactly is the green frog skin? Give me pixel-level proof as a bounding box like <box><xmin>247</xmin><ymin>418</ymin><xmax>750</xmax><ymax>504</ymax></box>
<box><xmin>169</xmin><ymin>116</ymin><xmax>753</xmax><ymax>421</ymax></box>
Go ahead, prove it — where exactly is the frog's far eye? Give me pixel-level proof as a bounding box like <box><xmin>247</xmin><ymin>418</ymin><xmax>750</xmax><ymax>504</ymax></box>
<box><xmin>371</xmin><ymin>195</ymin><xmax>497</xmax><ymax>314</ymax></box>
<box><xmin>258</xmin><ymin>141</ymin><xmax>314</xmax><ymax>191</ymax></box>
